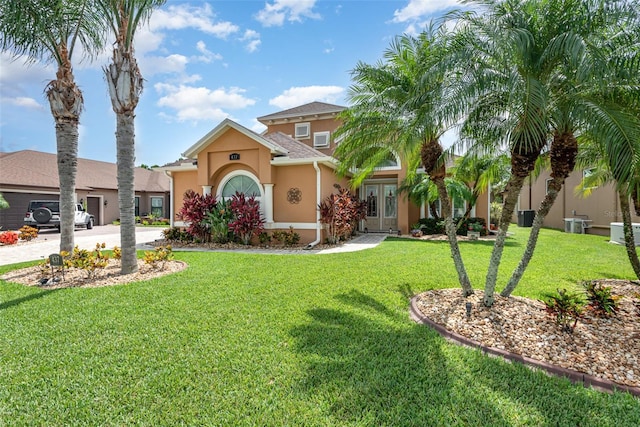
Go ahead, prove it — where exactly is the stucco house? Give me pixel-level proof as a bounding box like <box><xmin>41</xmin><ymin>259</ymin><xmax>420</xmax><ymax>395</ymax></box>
<box><xmin>0</xmin><ymin>150</ymin><xmax>170</xmax><ymax>230</ymax></box>
<box><xmin>160</xmin><ymin>101</ymin><xmax>490</xmax><ymax>244</ymax></box>
<box><xmin>517</xmin><ymin>167</ymin><xmax>640</xmax><ymax>239</ymax></box>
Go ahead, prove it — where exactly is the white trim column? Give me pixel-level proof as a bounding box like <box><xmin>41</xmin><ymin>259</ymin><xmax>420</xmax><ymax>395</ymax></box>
<box><xmin>264</xmin><ymin>183</ymin><xmax>274</xmax><ymax>224</ymax></box>
<box><xmin>202</xmin><ymin>185</ymin><xmax>212</xmax><ymax>196</ymax></box>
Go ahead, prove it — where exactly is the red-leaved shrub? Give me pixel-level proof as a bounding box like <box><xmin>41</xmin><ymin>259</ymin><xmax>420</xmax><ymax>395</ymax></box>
<box><xmin>228</xmin><ymin>192</ymin><xmax>264</xmax><ymax>245</ymax></box>
<box><xmin>177</xmin><ymin>190</ymin><xmax>218</xmax><ymax>241</ymax></box>
<box><xmin>319</xmin><ymin>185</ymin><xmax>367</xmax><ymax>244</ymax></box>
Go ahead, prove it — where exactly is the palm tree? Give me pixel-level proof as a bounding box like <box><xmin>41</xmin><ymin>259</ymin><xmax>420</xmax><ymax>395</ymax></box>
<box><xmin>335</xmin><ymin>28</ymin><xmax>473</xmax><ymax>296</ymax></box>
<box><xmin>450</xmin><ymin>0</ymin><xmax>638</xmax><ymax>305</ymax></box>
<box><xmin>500</xmin><ymin>0</ymin><xmax>640</xmax><ymax>297</ymax></box>
<box><xmin>449</xmin><ymin>152</ymin><xmax>510</xmax><ymax>220</ymax></box>
<box><xmin>97</xmin><ymin>0</ymin><xmax>166</xmax><ymax>274</ymax></box>
<box><xmin>0</xmin><ymin>0</ymin><xmax>105</xmax><ymax>252</ymax></box>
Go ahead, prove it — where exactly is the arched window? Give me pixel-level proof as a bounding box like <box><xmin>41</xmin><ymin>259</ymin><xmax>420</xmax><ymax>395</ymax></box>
<box><xmin>221</xmin><ymin>175</ymin><xmax>261</xmax><ymax>198</ymax></box>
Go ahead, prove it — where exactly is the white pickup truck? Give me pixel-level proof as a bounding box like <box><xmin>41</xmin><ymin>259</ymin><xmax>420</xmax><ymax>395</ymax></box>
<box><xmin>24</xmin><ymin>200</ymin><xmax>94</xmax><ymax>231</ymax></box>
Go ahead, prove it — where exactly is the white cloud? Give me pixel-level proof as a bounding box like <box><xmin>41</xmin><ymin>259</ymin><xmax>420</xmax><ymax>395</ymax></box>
<box><xmin>150</xmin><ymin>4</ymin><xmax>239</xmax><ymax>38</ymax></box>
<box><xmin>155</xmin><ymin>84</ymin><xmax>256</xmax><ymax>122</ymax></box>
<box><xmin>392</xmin><ymin>0</ymin><xmax>461</xmax><ymax>23</ymax></box>
<box><xmin>195</xmin><ymin>41</ymin><xmax>223</xmax><ymax>63</ymax></box>
<box><xmin>4</xmin><ymin>96</ymin><xmax>43</xmax><ymax>110</ymax></box>
<box><xmin>269</xmin><ymin>86</ymin><xmax>344</xmax><ymax>109</ymax></box>
<box><xmin>241</xmin><ymin>30</ymin><xmax>262</xmax><ymax>53</ymax></box>
<box><xmin>255</xmin><ymin>0</ymin><xmax>321</xmax><ymax>27</ymax></box>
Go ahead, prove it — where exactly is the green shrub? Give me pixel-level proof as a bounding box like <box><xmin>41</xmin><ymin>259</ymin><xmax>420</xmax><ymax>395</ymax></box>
<box><xmin>418</xmin><ymin>218</ymin><xmax>444</xmax><ymax>235</ymax></box>
<box><xmin>163</xmin><ymin>227</ymin><xmax>193</xmax><ymax>242</ymax></box>
<box><xmin>258</xmin><ymin>232</ymin><xmax>272</xmax><ymax>245</ymax></box>
<box><xmin>272</xmin><ymin>227</ymin><xmax>300</xmax><ymax>247</ymax></box>
<box><xmin>541</xmin><ymin>288</ymin><xmax>584</xmax><ymax>333</ymax></box>
<box><xmin>203</xmin><ymin>199</ymin><xmax>233</xmax><ymax>243</ymax></box>
<box><xmin>582</xmin><ymin>280</ymin><xmax>622</xmax><ymax>316</ymax></box>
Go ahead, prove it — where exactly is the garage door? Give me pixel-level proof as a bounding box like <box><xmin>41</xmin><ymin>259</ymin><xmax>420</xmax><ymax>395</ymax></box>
<box><xmin>0</xmin><ymin>192</ymin><xmax>59</xmax><ymax>231</ymax></box>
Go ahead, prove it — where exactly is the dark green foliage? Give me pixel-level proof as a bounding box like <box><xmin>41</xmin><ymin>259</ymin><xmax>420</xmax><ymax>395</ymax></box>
<box><xmin>582</xmin><ymin>280</ymin><xmax>622</xmax><ymax>317</ymax></box>
<box><xmin>542</xmin><ymin>288</ymin><xmax>585</xmax><ymax>333</ymax></box>
<box><xmin>418</xmin><ymin>217</ymin><xmax>444</xmax><ymax>234</ymax></box>
<box><xmin>272</xmin><ymin>227</ymin><xmax>301</xmax><ymax>247</ymax></box>
<box><xmin>203</xmin><ymin>199</ymin><xmax>233</xmax><ymax>243</ymax></box>
<box><xmin>162</xmin><ymin>226</ymin><xmax>193</xmax><ymax>243</ymax></box>
<box><xmin>258</xmin><ymin>231</ymin><xmax>272</xmax><ymax>245</ymax></box>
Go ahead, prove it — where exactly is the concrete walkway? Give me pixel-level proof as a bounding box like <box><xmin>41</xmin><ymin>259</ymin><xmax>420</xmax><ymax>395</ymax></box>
<box><xmin>0</xmin><ymin>226</ymin><xmax>165</xmax><ymax>266</ymax></box>
<box><xmin>0</xmin><ymin>230</ymin><xmax>387</xmax><ymax>266</ymax></box>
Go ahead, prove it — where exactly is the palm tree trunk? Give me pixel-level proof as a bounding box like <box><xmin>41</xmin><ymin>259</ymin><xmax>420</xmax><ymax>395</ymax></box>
<box><xmin>117</xmin><ymin>113</ymin><xmax>138</xmax><ymax>274</ymax></box>
<box><xmin>619</xmin><ymin>190</ymin><xmax>640</xmax><ymax>280</ymax></box>
<box><xmin>501</xmin><ymin>177</ymin><xmax>561</xmax><ymax>297</ymax></box>
<box><xmin>55</xmin><ymin>122</ymin><xmax>79</xmax><ymax>253</ymax></box>
<box><xmin>502</xmin><ymin>131</ymin><xmax>577</xmax><ymax>297</ymax></box>
<box><xmin>434</xmin><ymin>177</ymin><xmax>473</xmax><ymax>296</ymax></box>
<box><xmin>422</xmin><ymin>141</ymin><xmax>472</xmax><ymax>296</ymax></box>
<box><xmin>483</xmin><ymin>173</ymin><xmax>526</xmax><ymax>306</ymax></box>
<box><xmin>46</xmin><ymin>47</ymin><xmax>83</xmax><ymax>253</ymax></box>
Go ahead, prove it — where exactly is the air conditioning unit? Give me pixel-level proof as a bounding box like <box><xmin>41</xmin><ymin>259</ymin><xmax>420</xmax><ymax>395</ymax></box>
<box><xmin>610</xmin><ymin>222</ymin><xmax>640</xmax><ymax>245</ymax></box>
<box><xmin>563</xmin><ymin>218</ymin><xmax>583</xmax><ymax>233</ymax></box>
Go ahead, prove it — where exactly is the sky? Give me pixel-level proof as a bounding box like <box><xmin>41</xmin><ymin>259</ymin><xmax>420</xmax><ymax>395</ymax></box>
<box><xmin>0</xmin><ymin>0</ymin><xmax>461</xmax><ymax>167</ymax></box>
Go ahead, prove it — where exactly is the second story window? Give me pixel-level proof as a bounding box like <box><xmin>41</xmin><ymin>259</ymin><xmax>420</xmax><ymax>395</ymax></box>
<box><xmin>295</xmin><ymin>122</ymin><xmax>310</xmax><ymax>139</ymax></box>
<box><xmin>314</xmin><ymin>131</ymin><xmax>330</xmax><ymax>148</ymax></box>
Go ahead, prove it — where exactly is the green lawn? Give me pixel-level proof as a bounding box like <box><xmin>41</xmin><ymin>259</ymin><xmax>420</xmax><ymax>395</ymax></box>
<box><xmin>1</xmin><ymin>228</ymin><xmax>638</xmax><ymax>426</ymax></box>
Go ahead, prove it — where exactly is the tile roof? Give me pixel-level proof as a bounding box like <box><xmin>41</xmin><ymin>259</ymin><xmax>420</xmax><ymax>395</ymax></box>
<box><xmin>257</xmin><ymin>101</ymin><xmax>346</xmax><ymax>122</ymax></box>
<box><xmin>0</xmin><ymin>150</ymin><xmax>170</xmax><ymax>192</ymax></box>
<box><xmin>263</xmin><ymin>132</ymin><xmax>329</xmax><ymax>159</ymax></box>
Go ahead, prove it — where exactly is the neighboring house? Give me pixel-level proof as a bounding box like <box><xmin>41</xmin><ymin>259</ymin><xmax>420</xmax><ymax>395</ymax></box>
<box><xmin>517</xmin><ymin>168</ymin><xmax>640</xmax><ymax>237</ymax></box>
<box><xmin>0</xmin><ymin>150</ymin><xmax>170</xmax><ymax>230</ymax></box>
<box><xmin>160</xmin><ymin>101</ymin><xmax>490</xmax><ymax>244</ymax></box>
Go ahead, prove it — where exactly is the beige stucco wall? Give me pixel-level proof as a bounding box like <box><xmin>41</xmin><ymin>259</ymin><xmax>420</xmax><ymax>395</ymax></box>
<box><xmin>272</xmin><ymin>164</ymin><xmax>318</xmax><ymax>223</ymax></box>
<box><xmin>520</xmin><ymin>169</ymin><xmax>640</xmax><ymax>236</ymax></box>
<box><xmin>172</xmin><ymin>170</ymin><xmax>198</xmax><ymax>221</ymax></box>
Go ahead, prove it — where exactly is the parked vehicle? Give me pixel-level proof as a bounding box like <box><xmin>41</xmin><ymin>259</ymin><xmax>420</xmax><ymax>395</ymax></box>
<box><xmin>24</xmin><ymin>200</ymin><xmax>94</xmax><ymax>231</ymax></box>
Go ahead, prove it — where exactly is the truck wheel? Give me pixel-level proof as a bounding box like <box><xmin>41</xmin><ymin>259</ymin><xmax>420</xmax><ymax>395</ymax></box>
<box><xmin>87</xmin><ymin>218</ymin><xmax>94</xmax><ymax>229</ymax></box>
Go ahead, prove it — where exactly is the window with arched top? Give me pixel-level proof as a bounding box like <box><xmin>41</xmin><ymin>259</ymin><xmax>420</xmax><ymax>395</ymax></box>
<box><xmin>221</xmin><ymin>175</ymin><xmax>261</xmax><ymax>198</ymax></box>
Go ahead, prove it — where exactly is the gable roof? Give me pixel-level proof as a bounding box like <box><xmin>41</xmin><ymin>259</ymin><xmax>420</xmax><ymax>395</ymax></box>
<box><xmin>182</xmin><ymin>118</ymin><xmax>288</xmax><ymax>159</ymax></box>
<box><xmin>257</xmin><ymin>101</ymin><xmax>346</xmax><ymax>124</ymax></box>
<box><xmin>0</xmin><ymin>150</ymin><xmax>170</xmax><ymax>192</ymax></box>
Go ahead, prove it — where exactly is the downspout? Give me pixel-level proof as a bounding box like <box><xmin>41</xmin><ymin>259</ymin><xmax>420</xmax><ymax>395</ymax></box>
<box><xmin>305</xmin><ymin>161</ymin><xmax>322</xmax><ymax>249</ymax></box>
<box><xmin>164</xmin><ymin>171</ymin><xmax>174</xmax><ymax>227</ymax></box>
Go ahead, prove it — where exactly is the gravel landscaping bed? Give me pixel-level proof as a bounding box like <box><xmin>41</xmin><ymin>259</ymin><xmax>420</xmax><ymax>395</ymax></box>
<box><xmin>413</xmin><ymin>281</ymin><xmax>640</xmax><ymax>389</ymax></box>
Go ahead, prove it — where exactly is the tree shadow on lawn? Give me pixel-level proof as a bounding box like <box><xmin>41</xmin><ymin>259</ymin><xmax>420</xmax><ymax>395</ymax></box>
<box><xmin>289</xmin><ymin>290</ymin><xmax>640</xmax><ymax>426</ymax></box>
<box><xmin>0</xmin><ymin>288</ymin><xmax>59</xmax><ymax>311</ymax></box>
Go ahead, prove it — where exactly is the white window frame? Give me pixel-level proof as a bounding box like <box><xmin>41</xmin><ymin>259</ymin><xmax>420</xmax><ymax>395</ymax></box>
<box><xmin>295</xmin><ymin>122</ymin><xmax>310</xmax><ymax>139</ymax></box>
<box><xmin>150</xmin><ymin>196</ymin><xmax>164</xmax><ymax>217</ymax></box>
<box><xmin>217</xmin><ymin>170</ymin><xmax>264</xmax><ymax>215</ymax></box>
<box><xmin>313</xmin><ymin>131</ymin><xmax>330</xmax><ymax>148</ymax></box>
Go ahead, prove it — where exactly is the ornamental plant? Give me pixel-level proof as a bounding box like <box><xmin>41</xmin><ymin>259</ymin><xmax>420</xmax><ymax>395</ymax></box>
<box><xmin>272</xmin><ymin>227</ymin><xmax>300</xmax><ymax>247</ymax></box>
<box><xmin>0</xmin><ymin>231</ymin><xmax>19</xmax><ymax>245</ymax></box>
<box><xmin>228</xmin><ymin>192</ymin><xmax>264</xmax><ymax>245</ymax></box>
<box><xmin>541</xmin><ymin>288</ymin><xmax>585</xmax><ymax>333</ymax></box>
<box><xmin>18</xmin><ymin>226</ymin><xmax>38</xmax><ymax>241</ymax></box>
<box><xmin>318</xmin><ymin>185</ymin><xmax>367</xmax><ymax>244</ymax></box>
<box><xmin>582</xmin><ymin>280</ymin><xmax>622</xmax><ymax>317</ymax></box>
<box><xmin>203</xmin><ymin>199</ymin><xmax>234</xmax><ymax>243</ymax></box>
<box><xmin>143</xmin><ymin>245</ymin><xmax>174</xmax><ymax>270</ymax></box>
<box><xmin>177</xmin><ymin>190</ymin><xmax>218</xmax><ymax>241</ymax></box>
<box><xmin>66</xmin><ymin>243</ymin><xmax>110</xmax><ymax>279</ymax></box>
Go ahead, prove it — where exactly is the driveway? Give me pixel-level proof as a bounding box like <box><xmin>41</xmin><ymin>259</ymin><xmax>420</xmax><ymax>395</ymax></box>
<box><xmin>0</xmin><ymin>225</ymin><xmax>165</xmax><ymax>266</ymax></box>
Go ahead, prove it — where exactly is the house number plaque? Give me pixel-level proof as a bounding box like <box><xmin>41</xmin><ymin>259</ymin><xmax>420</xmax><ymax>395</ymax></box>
<box><xmin>229</xmin><ymin>153</ymin><xmax>240</xmax><ymax>160</ymax></box>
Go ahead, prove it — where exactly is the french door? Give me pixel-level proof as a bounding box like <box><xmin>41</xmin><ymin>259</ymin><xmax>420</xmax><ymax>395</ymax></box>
<box><xmin>363</xmin><ymin>182</ymin><xmax>397</xmax><ymax>232</ymax></box>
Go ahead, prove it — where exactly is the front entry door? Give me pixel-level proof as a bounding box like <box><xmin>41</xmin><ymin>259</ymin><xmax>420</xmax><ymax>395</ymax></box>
<box><xmin>363</xmin><ymin>183</ymin><xmax>397</xmax><ymax>232</ymax></box>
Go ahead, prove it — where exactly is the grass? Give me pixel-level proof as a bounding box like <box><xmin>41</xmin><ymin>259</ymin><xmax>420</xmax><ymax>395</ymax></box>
<box><xmin>0</xmin><ymin>227</ymin><xmax>638</xmax><ymax>426</ymax></box>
